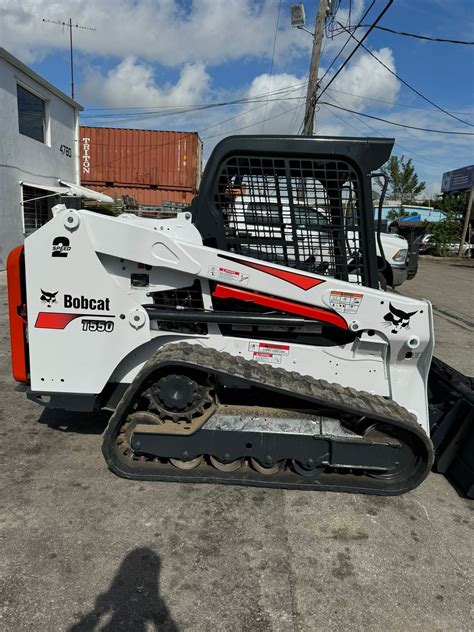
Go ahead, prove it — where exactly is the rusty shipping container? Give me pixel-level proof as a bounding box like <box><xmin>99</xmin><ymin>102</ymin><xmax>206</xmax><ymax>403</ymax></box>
<box><xmin>80</xmin><ymin>127</ymin><xmax>202</xmax><ymax>204</ymax></box>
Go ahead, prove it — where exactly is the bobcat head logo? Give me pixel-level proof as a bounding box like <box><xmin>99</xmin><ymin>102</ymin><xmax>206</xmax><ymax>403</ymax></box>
<box><xmin>383</xmin><ymin>302</ymin><xmax>417</xmax><ymax>334</ymax></box>
<box><xmin>40</xmin><ymin>289</ymin><xmax>58</xmax><ymax>307</ymax></box>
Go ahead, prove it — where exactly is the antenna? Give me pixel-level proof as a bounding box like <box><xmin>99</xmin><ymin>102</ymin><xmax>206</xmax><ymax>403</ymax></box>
<box><xmin>42</xmin><ymin>18</ymin><xmax>96</xmax><ymax>100</ymax></box>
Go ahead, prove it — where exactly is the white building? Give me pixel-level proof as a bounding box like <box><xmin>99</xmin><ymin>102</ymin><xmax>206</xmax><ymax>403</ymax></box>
<box><xmin>0</xmin><ymin>47</ymin><xmax>112</xmax><ymax>269</ymax></box>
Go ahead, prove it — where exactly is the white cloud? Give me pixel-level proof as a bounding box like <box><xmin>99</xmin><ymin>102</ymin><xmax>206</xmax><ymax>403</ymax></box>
<box><xmin>81</xmin><ymin>57</ymin><xmax>212</xmax><ymax>108</ymax></box>
<box><xmin>327</xmin><ymin>47</ymin><xmax>400</xmax><ymax>111</ymax></box>
<box><xmin>78</xmin><ymin>44</ymin><xmax>402</xmax><ymax>150</ymax></box>
<box><xmin>3</xmin><ymin>0</ymin><xmax>470</xmax><ymax>188</ymax></box>
<box><xmin>0</xmin><ymin>0</ymin><xmax>307</xmax><ymax>67</ymax></box>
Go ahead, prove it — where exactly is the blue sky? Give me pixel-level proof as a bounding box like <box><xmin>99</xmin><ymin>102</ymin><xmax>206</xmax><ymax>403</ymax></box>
<box><xmin>2</xmin><ymin>0</ymin><xmax>473</xmax><ymax>195</ymax></box>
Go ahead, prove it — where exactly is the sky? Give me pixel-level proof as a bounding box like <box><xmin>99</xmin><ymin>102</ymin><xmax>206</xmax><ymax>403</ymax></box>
<box><xmin>1</xmin><ymin>0</ymin><xmax>473</xmax><ymax>196</ymax></box>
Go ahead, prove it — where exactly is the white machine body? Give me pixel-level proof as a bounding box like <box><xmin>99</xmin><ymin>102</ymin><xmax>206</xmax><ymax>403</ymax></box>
<box><xmin>22</xmin><ymin>206</ymin><xmax>434</xmax><ymax>434</ymax></box>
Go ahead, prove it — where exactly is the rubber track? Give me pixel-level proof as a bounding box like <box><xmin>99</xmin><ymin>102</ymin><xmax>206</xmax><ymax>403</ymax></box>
<box><xmin>102</xmin><ymin>342</ymin><xmax>434</xmax><ymax>495</ymax></box>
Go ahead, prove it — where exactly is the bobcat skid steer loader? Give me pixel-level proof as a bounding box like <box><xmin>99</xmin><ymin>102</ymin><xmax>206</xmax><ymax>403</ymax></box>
<box><xmin>7</xmin><ymin>136</ymin><xmax>472</xmax><ymax>494</ymax></box>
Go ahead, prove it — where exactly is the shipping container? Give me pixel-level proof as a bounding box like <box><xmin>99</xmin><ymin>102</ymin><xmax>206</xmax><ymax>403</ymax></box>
<box><xmin>82</xmin><ymin>184</ymin><xmax>195</xmax><ymax>207</ymax></box>
<box><xmin>80</xmin><ymin>127</ymin><xmax>202</xmax><ymax>192</ymax></box>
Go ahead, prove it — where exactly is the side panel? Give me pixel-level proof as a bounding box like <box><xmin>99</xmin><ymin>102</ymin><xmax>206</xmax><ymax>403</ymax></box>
<box><xmin>24</xmin><ymin>211</ymin><xmax>152</xmax><ymax>394</ymax></box>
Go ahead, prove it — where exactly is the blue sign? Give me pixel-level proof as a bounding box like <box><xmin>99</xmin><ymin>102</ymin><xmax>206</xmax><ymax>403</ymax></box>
<box><xmin>400</xmin><ymin>214</ymin><xmax>421</xmax><ymax>222</ymax></box>
<box><xmin>441</xmin><ymin>165</ymin><xmax>474</xmax><ymax>193</ymax></box>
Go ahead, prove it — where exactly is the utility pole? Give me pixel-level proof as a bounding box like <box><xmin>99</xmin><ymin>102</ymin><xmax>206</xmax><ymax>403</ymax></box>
<box><xmin>302</xmin><ymin>1</ymin><xmax>329</xmax><ymax>135</ymax></box>
<box><xmin>458</xmin><ymin>185</ymin><xmax>474</xmax><ymax>257</ymax></box>
<box><xmin>42</xmin><ymin>18</ymin><xmax>96</xmax><ymax>100</ymax></box>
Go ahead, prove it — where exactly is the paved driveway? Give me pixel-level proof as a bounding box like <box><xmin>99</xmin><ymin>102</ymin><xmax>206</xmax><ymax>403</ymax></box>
<box><xmin>1</xmin><ymin>261</ymin><xmax>472</xmax><ymax>631</ymax></box>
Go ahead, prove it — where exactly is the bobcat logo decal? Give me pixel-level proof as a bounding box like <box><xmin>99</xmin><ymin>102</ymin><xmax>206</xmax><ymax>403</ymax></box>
<box><xmin>383</xmin><ymin>302</ymin><xmax>417</xmax><ymax>334</ymax></box>
<box><xmin>40</xmin><ymin>289</ymin><xmax>58</xmax><ymax>307</ymax></box>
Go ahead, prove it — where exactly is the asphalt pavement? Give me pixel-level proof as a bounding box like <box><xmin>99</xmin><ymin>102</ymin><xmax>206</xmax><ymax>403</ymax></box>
<box><xmin>400</xmin><ymin>257</ymin><xmax>473</xmax><ymax>376</ymax></box>
<box><xmin>0</xmin><ymin>258</ymin><xmax>472</xmax><ymax>631</ymax></box>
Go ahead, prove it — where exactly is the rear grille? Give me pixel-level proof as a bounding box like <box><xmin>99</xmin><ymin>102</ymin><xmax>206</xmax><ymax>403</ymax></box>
<box><xmin>149</xmin><ymin>280</ymin><xmax>204</xmax><ymax>311</ymax></box>
<box><xmin>148</xmin><ymin>280</ymin><xmax>206</xmax><ymax>335</ymax></box>
<box><xmin>214</xmin><ymin>155</ymin><xmax>365</xmax><ymax>284</ymax></box>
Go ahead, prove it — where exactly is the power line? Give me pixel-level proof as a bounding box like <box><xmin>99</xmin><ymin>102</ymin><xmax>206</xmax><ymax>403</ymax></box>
<box><xmin>262</xmin><ymin>0</ymin><xmax>282</xmax><ymax>132</ymax></box>
<box><xmin>81</xmin><ymin>85</ymin><xmax>308</xmax><ymax>126</ymax></box>
<box><xmin>288</xmin><ymin>82</ymin><xmax>307</xmax><ymax>133</ymax></box>
<box><xmin>83</xmin><ymin>96</ymin><xmax>306</xmax><ymax>127</ymax></box>
<box><xmin>324</xmin><ymin>0</ymin><xmax>341</xmax><ymax>39</ymax></box>
<box><xmin>203</xmin><ymin>104</ymin><xmax>301</xmax><ymax>141</ymax></box>
<box><xmin>82</xmin><ymin>86</ymin><xmax>473</xmax><ymax>128</ymax></box>
<box><xmin>83</xmin><ymin>96</ymin><xmax>305</xmax><ymax>126</ymax></box>
<box><xmin>334</xmin><ymin>23</ymin><xmax>474</xmax><ymax>45</ymax></box>
<box><xmin>323</xmin><ymin>93</ymin><xmax>449</xmax><ymax>168</ymax></box>
<box><xmin>317</xmin><ymin>0</ymin><xmax>376</xmax><ymax>89</ymax></box>
<box><xmin>83</xmin><ymin>80</ymin><xmax>309</xmax><ymax>113</ymax></box>
<box><xmin>334</xmin><ymin>20</ymin><xmax>474</xmax><ymax>128</ymax></box>
<box><xmin>326</xmin><ymin>87</ymin><xmax>474</xmax><ymax>116</ymax></box>
<box><xmin>82</xmin><ymin>79</ymin><xmax>473</xmax><ymax>121</ymax></box>
<box><xmin>316</xmin><ymin>0</ymin><xmax>394</xmax><ymax>103</ymax></box>
<box><xmin>319</xmin><ymin>100</ymin><xmax>474</xmax><ymax>135</ymax></box>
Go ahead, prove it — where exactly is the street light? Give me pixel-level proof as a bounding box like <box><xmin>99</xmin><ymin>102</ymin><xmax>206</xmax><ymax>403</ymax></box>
<box><xmin>290</xmin><ymin>3</ymin><xmax>306</xmax><ymax>28</ymax></box>
<box><xmin>290</xmin><ymin>3</ymin><xmax>315</xmax><ymax>36</ymax></box>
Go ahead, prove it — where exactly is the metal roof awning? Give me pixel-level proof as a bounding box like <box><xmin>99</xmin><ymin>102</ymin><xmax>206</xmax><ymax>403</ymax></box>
<box><xmin>20</xmin><ymin>180</ymin><xmax>113</xmax><ymax>204</ymax></box>
<box><xmin>20</xmin><ymin>181</ymin><xmax>65</xmax><ymax>195</ymax></box>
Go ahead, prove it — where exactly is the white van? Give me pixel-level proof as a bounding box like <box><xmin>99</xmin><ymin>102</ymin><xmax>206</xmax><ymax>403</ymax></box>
<box><xmin>229</xmin><ymin>197</ymin><xmax>410</xmax><ymax>289</ymax></box>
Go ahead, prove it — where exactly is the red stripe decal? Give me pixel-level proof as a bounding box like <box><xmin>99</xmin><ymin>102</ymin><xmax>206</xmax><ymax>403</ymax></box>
<box><xmin>213</xmin><ymin>285</ymin><xmax>348</xmax><ymax>330</ymax></box>
<box><xmin>219</xmin><ymin>255</ymin><xmax>325</xmax><ymax>291</ymax></box>
<box><xmin>7</xmin><ymin>245</ymin><xmax>29</xmax><ymax>383</ymax></box>
<box><xmin>35</xmin><ymin>313</ymin><xmax>82</xmax><ymax>329</ymax></box>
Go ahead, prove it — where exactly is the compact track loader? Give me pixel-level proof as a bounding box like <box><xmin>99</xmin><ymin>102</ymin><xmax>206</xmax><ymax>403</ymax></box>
<box><xmin>7</xmin><ymin>136</ymin><xmax>472</xmax><ymax>494</ymax></box>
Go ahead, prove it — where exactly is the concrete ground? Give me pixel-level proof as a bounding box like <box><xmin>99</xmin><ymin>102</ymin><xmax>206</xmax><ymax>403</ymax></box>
<box><xmin>0</xmin><ymin>259</ymin><xmax>472</xmax><ymax>632</ymax></box>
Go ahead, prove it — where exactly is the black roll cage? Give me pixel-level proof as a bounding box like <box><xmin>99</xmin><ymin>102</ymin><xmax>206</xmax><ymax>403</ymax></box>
<box><xmin>191</xmin><ymin>135</ymin><xmax>394</xmax><ymax>289</ymax></box>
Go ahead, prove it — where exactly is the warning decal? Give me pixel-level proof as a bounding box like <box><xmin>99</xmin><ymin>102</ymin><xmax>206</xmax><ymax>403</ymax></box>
<box><xmin>329</xmin><ymin>291</ymin><xmax>363</xmax><ymax>314</ymax></box>
<box><xmin>208</xmin><ymin>265</ymin><xmax>249</xmax><ymax>286</ymax></box>
<box><xmin>249</xmin><ymin>341</ymin><xmax>290</xmax><ymax>364</ymax></box>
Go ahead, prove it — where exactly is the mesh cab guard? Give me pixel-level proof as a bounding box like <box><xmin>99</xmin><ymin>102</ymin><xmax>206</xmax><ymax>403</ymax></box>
<box><xmin>192</xmin><ymin>135</ymin><xmax>394</xmax><ymax>288</ymax></box>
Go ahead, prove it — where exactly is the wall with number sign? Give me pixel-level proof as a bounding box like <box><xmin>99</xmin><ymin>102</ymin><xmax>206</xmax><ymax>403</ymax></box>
<box><xmin>0</xmin><ymin>47</ymin><xmax>82</xmax><ymax>268</ymax></box>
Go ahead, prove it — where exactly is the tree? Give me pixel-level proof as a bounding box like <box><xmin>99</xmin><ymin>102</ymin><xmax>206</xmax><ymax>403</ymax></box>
<box><xmin>377</xmin><ymin>155</ymin><xmax>426</xmax><ymax>204</ymax></box>
<box><xmin>428</xmin><ymin>193</ymin><xmax>466</xmax><ymax>256</ymax></box>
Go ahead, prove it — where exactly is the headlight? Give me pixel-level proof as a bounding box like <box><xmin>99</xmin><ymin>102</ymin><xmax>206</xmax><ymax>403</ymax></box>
<box><xmin>392</xmin><ymin>249</ymin><xmax>407</xmax><ymax>262</ymax></box>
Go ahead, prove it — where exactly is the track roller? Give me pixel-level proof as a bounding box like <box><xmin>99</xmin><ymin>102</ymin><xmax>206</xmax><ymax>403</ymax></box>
<box><xmin>209</xmin><ymin>455</ymin><xmax>244</xmax><ymax>472</ymax></box>
<box><xmin>250</xmin><ymin>457</ymin><xmax>285</xmax><ymax>475</ymax></box>
<box><xmin>170</xmin><ymin>456</ymin><xmax>203</xmax><ymax>470</ymax></box>
<box><xmin>292</xmin><ymin>460</ymin><xmax>325</xmax><ymax>478</ymax></box>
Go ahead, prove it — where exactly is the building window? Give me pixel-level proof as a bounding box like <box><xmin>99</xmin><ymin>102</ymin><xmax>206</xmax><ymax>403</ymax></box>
<box><xmin>22</xmin><ymin>185</ymin><xmax>56</xmax><ymax>234</ymax></box>
<box><xmin>17</xmin><ymin>85</ymin><xmax>45</xmax><ymax>143</ymax></box>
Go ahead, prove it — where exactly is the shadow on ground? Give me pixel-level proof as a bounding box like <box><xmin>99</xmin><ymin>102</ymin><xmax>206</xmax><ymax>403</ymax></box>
<box><xmin>69</xmin><ymin>548</ymin><xmax>178</xmax><ymax>632</ymax></box>
<box><xmin>38</xmin><ymin>408</ymin><xmax>110</xmax><ymax>435</ymax></box>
